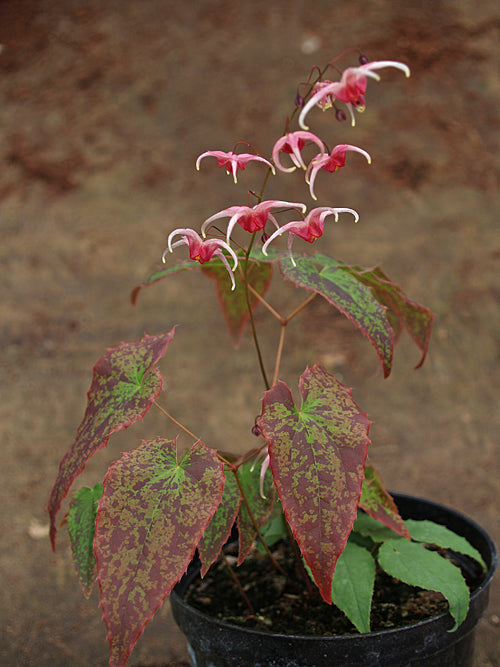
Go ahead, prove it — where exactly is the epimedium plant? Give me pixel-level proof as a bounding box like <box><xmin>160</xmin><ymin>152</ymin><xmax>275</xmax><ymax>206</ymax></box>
<box><xmin>49</xmin><ymin>52</ymin><xmax>487</xmax><ymax>666</ymax></box>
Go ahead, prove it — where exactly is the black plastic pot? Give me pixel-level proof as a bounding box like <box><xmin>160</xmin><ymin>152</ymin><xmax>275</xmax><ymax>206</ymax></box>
<box><xmin>171</xmin><ymin>493</ymin><xmax>497</xmax><ymax>667</ymax></box>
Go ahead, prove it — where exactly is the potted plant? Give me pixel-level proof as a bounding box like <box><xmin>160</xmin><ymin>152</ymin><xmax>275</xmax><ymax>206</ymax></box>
<box><xmin>48</xmin><ymin>51</ymin><xmax>497</xmax><ymax>667</ymax></box>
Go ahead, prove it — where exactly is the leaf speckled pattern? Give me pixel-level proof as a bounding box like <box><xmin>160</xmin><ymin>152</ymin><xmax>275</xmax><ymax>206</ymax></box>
<box><xmin>359</xmin><ymin>464</ymin><xmax>410</xmax><ymax>538</ymax></box>
<box><xmin>95</xmin><ymin>437</ymin><xmax>224</xmax><ymax>667</ymax></box>
<box><xmin>280</xmin><ymin>255</ymin><xmax>394</xmax><ymax>377</ymax></box>
<box><xmin>259</xmin><ymin>365</ymin><xmax>371</xmax><ymax>603</ymax></box>
<box><xmin>48</xmin><ymin>330</ymin><xmax>176</xmax><ymax>548</ymax></box>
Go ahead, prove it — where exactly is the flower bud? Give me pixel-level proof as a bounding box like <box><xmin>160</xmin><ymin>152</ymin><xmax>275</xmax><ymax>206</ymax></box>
<box><xmin>251</xmin><ymin>419</ymin><xmax>262</xmax><ymax>436</ymax></box>
<box><xmin>335</xmin><ymin>109</ymin><xmax>347</xmax><ymax>122</ymax></box>
<box><xmin>261</xmin><ymin>231</ymin><xmax>270</xmax><ymax>244</ymax></box>
<box><xmin>295</xmin><ymin>93</ymin><xmax>305</xmax><ymax>108</ymax></box>
<box><xmin>359</xmin><ymin>53</ymin><xmax>369</xmax><ymax>65</ymax></box>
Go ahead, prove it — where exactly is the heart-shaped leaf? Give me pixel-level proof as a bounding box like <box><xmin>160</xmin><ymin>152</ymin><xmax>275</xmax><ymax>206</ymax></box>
<box><xmin>95</xmin><ymin>437</ymin><xmax>224</xmax><ymax>667</ymax></box>
<box><xmin>259</xmin><ymin>365</ymin><xmax>371</xmax><ymax>603</ymax></box>
<box><xmin>68</xmin><ymin>483</ymin><xmax>103</xmax><ymax>597</ymax></box>
<box><xmin>130</xmin><ymin>261</ymin><xmax>196</xmax><ymax>305</ymax></box>
<box><xmin>359</xmin><ymin>465</ymin><xmax>410</xmax><ymax>539</ymax></box>
<box><xmin>48</xmin><ymin>330</ymin><xmax>176</xmax><ymax>548</ymax></box>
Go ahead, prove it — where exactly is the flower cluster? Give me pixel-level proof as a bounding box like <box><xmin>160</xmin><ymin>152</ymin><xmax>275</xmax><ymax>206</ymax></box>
<box><xmin>163</xmin><ymin>59</ymin><xmax>410</xmax><ymax>288</ymax></box>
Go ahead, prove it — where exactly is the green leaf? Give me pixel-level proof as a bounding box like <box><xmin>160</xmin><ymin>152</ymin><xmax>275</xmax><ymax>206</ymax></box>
<box><xmin>95</xmin><ymin>437</ymin><xmax>224</xmax><ymax>667</ymax></box>
<box><xmin>236</xmin><ymin>460</ymin><xmax>275</xmax><ymax>564</ymax></box>
<box><xmin>130</xmin><ymin>260</ymin><xmax>196</xmax><ymax>305</ymax></box>
<box><xmin>201</xmin><ymin>257</ymin><xmax>272</xmax><ymax>345</ymax></box>
<box><xmin>359</xmin><ymin>465</ymin><xmax>410</xmax><ymax>538</ymax></box>
<box><xmin>197</xmin><ymin>469</ymin><xmax>241</xmax><ymax>576</ymax></box>
<box><xmin>257</xmin><ymin>500</ymin><xmax>287</xmax><ymax>553</ymax></box>
<box><xmin>405</xmin><ymin>519</ymin><xmax>487</xmax><ymax>571</ymax></box>
<box><xmin>68</xmin><ymin>483</ymin><xmax>103</xmax><ymax>597</ymax></box>
<box><xmin>377</xmin><ymin>539</ymin><xmax>470</xmax><ymax>630</ymax></box>
<box><xmin>353</xmin><ymin>511</ymin><xmax>405</xmax><ymax>543</ymax></box>
<box><xmin>259</xmin><ymin>365</ymin><xmax>371</xmax><ymax>603</ymax></box>
<box><xmin>280</xmin><ymin>255</ymin><xmax>394</xmax><ymax>377</ymax></box>
<box><xmin>48</xmin><ymin>330</ymin><xmax>176</xmax><ymax>549</ymax></box>
<box><xmin>331</xmin><ymin>541</ymin><xmax>376</xmax><ymax>634</ymax></box>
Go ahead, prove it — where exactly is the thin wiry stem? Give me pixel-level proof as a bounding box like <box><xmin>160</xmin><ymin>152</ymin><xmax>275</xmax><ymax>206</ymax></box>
<box><xmin>153</xmin><ymin>401</ymin><xmax>199</xmax><ymax>441</ymax></box>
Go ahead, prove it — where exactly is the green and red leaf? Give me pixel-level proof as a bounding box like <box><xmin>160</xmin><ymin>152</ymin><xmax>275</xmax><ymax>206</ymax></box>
<box><xmin>280</xmin><ymin>255</ymin><xmax>394</xmax><ymax>377</ymax></box>
<box><xmin>359</xmin><ymin>465</ymin><xmax>410</xmax><ymax>539</ymax></box>
<box><xmin>95</xmin><ymin>437</ymin><xmax>224</xmax><ymax>667</ymax></box>
<box><xmin>48</xmin><ymin>330</ymin><xmax>175</xmax><ymax>549</ymax></box>
<box><xmin>197</xmin><ymin>469</ymin><xmax>241</xmax><ymax>576</ymax></box>
<box><xmin>68</xmin><ymin>483</ymin><xmax>103</xmax><ymax>597</ymax></box>
<box><xmin>201</xmin><ymin>258</ymin><xmax>273</xmax><ymax>344</ymax></box>
<box><xmin>258</xmin><ymin>365</ymin><xmax>371</xmax><ymax>603</ymax></box>
<box><xmin>336</xmin><ymin>263</ymin><xmax>433</xmax><ymax>368</ymax></box>
<box><xmin>236</xmin><ymin>460</ymin><xmax>275</xmax><ymax>564</ymax></box>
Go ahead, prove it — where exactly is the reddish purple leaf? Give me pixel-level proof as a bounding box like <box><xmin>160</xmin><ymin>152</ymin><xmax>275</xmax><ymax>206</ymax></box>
<box><xmin>197</xmin><ymin>469</ymin><xmax>241</xmax><ymax>577</ymax></box>
<box><xmin>359</xmin><ymin>464</ymin><xmax>410</xmax><ymax>539</ymax></box>
<box><xmin>259</xmin><ymin>365</ymin><xmax>371</xmax><ymax>603</ymax></box>
<box><xmin>48</xmin><ymin>330</ymin><xmax>175</xmax><ymax>548</ymax></box>
<box><xmin>95</xmin><ymin>437</ymin><xmax>224</xmax><ymax>667</ymax></box>
<box><xmin>130</xmin><ymin>261</ymin><xmax>195</xmax><ymax>305</ymax></box>
<box><xmin>201</xmin><ymin>258</ymin><xmax>273</xmax><ymax>345</ymax></box>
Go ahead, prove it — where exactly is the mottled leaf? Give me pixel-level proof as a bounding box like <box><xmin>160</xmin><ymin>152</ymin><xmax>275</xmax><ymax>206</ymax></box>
<box><xmin>68</xmin><ymin>483</ymin><xmax>103</xmax><ymax>597</ymax></box>
<box><xmin>333</xmin><ymin>262</ymin><xmax>433</xmax><ymax>368</ymax></box>
<box><xmin>405</xmin><ymin>519</ymin><xmax>486</xmax><ymax>571</ymax></box>
<box><xmin>197</xmin><ymin>469</ymin><xmax>241</xmax><ymax>577</ymax></box>
<box><xmin>95</xmin><ymin>437</ymin><xmax>224</xmax><ymax>667</ymax></box>
<box><xmin>331</xmin><ymin>541</ymin><xmax>376</xmax><ymax>633</ymax></box>
<box><xmin>377</xmin><ymin>538</ymin><xmax>470</xmax><ymax>630</ymax></box>
<box><xmin>237</xmin><ymin>460</ymin><xmax>275</xmax><ymax>564</ymax></box>
<box><xmin>48</xmin><ymin>330</ymin><xmax>176</xmax><ymax>548</ymax></box>
<box><xmin>201</xmin><ymin>257</ymin><xmax>273</xmax><ymax>344</ymax></box>
<box><xmin>280</xmin><ymin>255</ymin><xmax>394</xmax><ymax>377</ymax></box>
<box><xmin>359</xmin><ymin>465</ymin><xmax>410</xmax><ymax>539</ymax></box>
<box><xmin>259</xmin><ymin>365</ymin><xmax>371</xmax><ymax>603</ymax></box>
<box><xmin>130</xmin><ymin>261</ymin><xmax>196</xmax><ymax>305</ymax></box>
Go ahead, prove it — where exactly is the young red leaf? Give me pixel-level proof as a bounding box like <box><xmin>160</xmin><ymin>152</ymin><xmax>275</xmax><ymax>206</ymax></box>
<box><xmin>201</xmin><ymin>258</ymin><xmax>273</xmax><ymax>345</ymax></box>
<box><xmin>48</xmin><ymin>330</ymin><xmax>175</xmax><ymax>549</ymax></box>
<box><xmin>280</xmin><ymin>255</ymin><xmax>394</xmax><ymax>377</ymax></box>
<box><xmin>95</xmin><ymin>437</ymin><xmax>224</xmax><ymax>667</ymax></box>
<box><xmin>68</xmin><ymin>483</ymin><xmax>103</xmax><ymax>597</ymax></box>
<box><xmin>197</xmin><ymin>469</ymin><xmax>241</xmax><ymax>576</ymax></box>
<box><xmin>259</xmin><ymin>365</ymin><xmax>371</xmax><ymax>603</ymax></box>
<box><xmin>130</xmin><ymin>261</ymin><xmax>196</xmax><ymax>305</ymax></box>
<box><xmin>236</xmin><ymin>460</ymin><xmax>275</xmax><ymax>564</ymax></box>
<box><xmin>359</xmin><ymin>464</ymin><xmax>410</xmax><ymax>539</ymax></box>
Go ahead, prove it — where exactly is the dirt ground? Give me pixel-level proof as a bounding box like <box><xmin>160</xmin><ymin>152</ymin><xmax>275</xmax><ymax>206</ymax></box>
<box><xmin>0</xmin><ymin>1</ymin><xmax>499</xmax><ymax>665</ymax></box>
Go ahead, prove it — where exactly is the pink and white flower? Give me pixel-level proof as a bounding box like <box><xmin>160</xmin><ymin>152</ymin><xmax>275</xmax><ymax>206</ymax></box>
<box><xmin>163</xmin><ymin>228</ymin><xmax>239</xmax><ymax>290</ymax></box>
<box><xmin>299</xmin><ymin>60</ymin><xmax>410</xmax><ymax>128</ymax></box>
<box><xmin>272</xmin><ymin>131</ymin><xmax>326</xmax><ymax>173</ymax></box>
<box><xmin>306</xmin><ymin>144</ymin><xmax>371</xmax><ymax>199</ymax></box>
<box><xmin>201</xmin><ymin>200</ymin><xmax>307</xmax><ymax>243</ymax></box>
<box><xmin>196</xmin><ymin>150</ymin><xmax>275</xmax><ymax>183</ymax></box>
<box><xmin>261</xmin><ymin>206</ymin><xmax>359</xmax><ymax>266</ymax></box>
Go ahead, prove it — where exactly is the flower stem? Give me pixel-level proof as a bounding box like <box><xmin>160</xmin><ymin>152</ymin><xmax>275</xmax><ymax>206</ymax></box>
<box><xmin>221</xmin><ymin>550</ymin><xmax>255</xmax><ymax>615</ymax></box>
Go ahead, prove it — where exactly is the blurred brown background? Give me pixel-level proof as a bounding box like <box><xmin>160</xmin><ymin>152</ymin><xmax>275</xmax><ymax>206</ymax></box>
<box><xmin>0</xmin><ymin>1</ymin><xmax>498</xmax><ymax>664</ymax></box>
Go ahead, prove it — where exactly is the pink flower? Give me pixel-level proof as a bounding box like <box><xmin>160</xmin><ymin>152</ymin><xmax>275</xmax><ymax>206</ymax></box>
<box><xmin>196</xmin><ymin>150</ymin><xmax>275</xmax><ymax>183</ymax></box>
<box><xmin>299</xmin><ymin>60</ymin><xmax>410</xmax><ymax>128</ymax></box>
<box><xmin>272</xmin><ymin>131</ymin><xmax>326</xmax><ymax>173</ymax></box>
<box><xmin>306</xmin><ymin>144</ymin><xmax>371</xmax><ymax>200</ymax></box>
<box><xmin>163</xmin><ymin>228</ymin><xmax>239</xmax><ymax>290</ymax></box>
<box><xmin>201</xmin><ymin>200</ymin><xmax>307</xmax><ymax>243</ymax></box>
<box><xmin>261</xmin><ymin>206</ymin><xmax>359</xmax><ymax>266</ymax></box>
